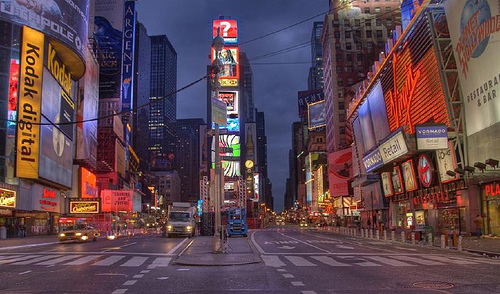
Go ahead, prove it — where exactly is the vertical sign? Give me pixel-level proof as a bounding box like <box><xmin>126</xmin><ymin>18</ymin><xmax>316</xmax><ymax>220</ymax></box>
<box><xmin>16</xmin><ymin>26</ymin><xmax>44</xmax><ymax>179</ymax></box>
<box><xmin>122</xmin><ymin>0</ymin><xmax>136</xmax><ymax>112</ymax></box>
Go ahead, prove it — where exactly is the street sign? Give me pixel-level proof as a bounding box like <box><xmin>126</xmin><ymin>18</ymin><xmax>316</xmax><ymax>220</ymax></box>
<box><xmin>211</xmin><ymin>98</ymin><xmax>227</xmax><ymax>126</ymax></box>
<box><xmin>206</xmin><ymin>128</ymin><xmax>228</xmax><ymax>136</ymax></box>
<box><xmin>220</xmin><ymin>155</ymin><xmax>239</xmax><ymax>161</ymax></box>
<box><xmin>220</xmin><ymin>147</ymin><xmax>233</xmax><ymax>153</ymax></box>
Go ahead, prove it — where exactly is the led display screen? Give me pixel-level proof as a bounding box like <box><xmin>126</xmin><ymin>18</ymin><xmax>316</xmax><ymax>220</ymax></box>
<box><xmin>308</xmin><ymin>100</ymin><xmax>326</xmax><ymax>129</ymax></box>
<box><xmin>213</xmin><ymin>19</ymin><xmax>238</xmax><ymax>44</ymax></box>
<box><xmin>212</xmin><ymin>47</ymin><xmax>239</xmax><ymax>87</ymax></box>
<box><xmin>211</xmin><ymin>135</ymin><xmax>241</xmax><ymax>177</ymax></box>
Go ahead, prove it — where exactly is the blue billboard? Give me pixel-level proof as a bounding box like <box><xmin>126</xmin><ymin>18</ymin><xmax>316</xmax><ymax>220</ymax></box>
<box><xmin>121</xmin><ymin>0</ymin><xmax>136</xmax><ymax>112</ymax></box>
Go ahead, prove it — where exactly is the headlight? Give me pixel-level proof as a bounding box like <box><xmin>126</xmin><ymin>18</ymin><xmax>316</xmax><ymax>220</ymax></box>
<box><xmin>186</xmin><ymin>226</ymin><xmax>192</xmax><ymax>231</ymax></box>
<box><xmin>107</xmin><ymin>235</ymin><xmax>116</xmax><ymax>240</ymax></box>
<box><xmin>81</xmin><ymin>235</ymin><xmax>88</xmax><ymax>241</ymax></box>
<box><xmin>59</xmin><ymin>233</ymin><xmax>65</xmax><ymax>237</ymax></box>
<box><xmin>75</xmin><ymin>233</ymin><xmax>82</xmax><ymax>236</ymax></box>
<box><xmin>167</xmin><ymin>225</ymin><xmax>173</xmax><ymax>231</ymax></box>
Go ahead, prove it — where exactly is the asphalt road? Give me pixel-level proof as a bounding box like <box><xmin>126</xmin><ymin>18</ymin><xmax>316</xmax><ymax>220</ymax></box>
<box><xmin>0</xmin><ymin>227</ymin><xmax>499</xmax><ymax>293</ymax></box>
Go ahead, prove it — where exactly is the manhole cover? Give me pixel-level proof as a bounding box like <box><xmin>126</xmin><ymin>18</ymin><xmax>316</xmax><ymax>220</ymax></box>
<box><xmin>412</xmin><ymin>281</ymin><xmax>454</xmax><ymax>290</ymax></box>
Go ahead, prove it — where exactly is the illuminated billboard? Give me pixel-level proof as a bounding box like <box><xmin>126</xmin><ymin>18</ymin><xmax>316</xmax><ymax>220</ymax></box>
<box><xmin>121</xmin><ymin>0</ymin><xmax>136</xmax><ymax>112</ymax></box>
<box><xmin>213</xmin><ymin>19</ymin><xmax>238</xmax><ymax>44</ymax></box>
<box><xmin>212</xmin><ymin>47</ymin><xmax>239</xmax><ymax>87</ymax></box>
<box><xmin>252</xmin><ymin>173</ymin><xmax>260</xmax><ymax>202</ymax></box>
<box><xmin>16</xmin><ymin>26</ymin><xmax>44</xmax><ymax>180</ymax></box>
<box><xmin>80</xmin><ymin>167</ymin><xmax>98</xmax><ymax>198</ymax></box>
<box><xmin>69</xmin><ymin>200</ymin><xmax>99</xmax><ymax>214</ymax></box>
<box><xmin>401</xmin><ymin>159</ymin><xmax>418</xmax><ymax>192</ymax></box>
<box><xmin>298</xmin><ymin>89</ymin><xmax>323</xmax><ymax>120</ymax></box>
<box><xmin>211</xmin><ymin>135</ymin><xmax>241</xmax><ymax>177</ymax></box>
<box><xmin>328</xmin><ymin>149</ymin><xmax>352</xmax><ymax>197</ymax></box>
<box><xmin>101</xmin><ymin>190</ymin><xmax>133</xmax><ymax>212</ymax></box>
<box><xmin>308</xmin><ymin>100</ymin><xmax>326</xmax><ymax>129</ymax></box>
<box><xmin>219</xmin><ymin>91</ymin><xmax>238</xmax><ymax>114</ymax></box>
<box><xmin>0</xmin><ymin>188</ymin><xmax>16</xmax><ymax>208</ymax></box>
<box><xmin>381</xmin><ymin>172</ymin><xmax>394</xmax><ymax>197</ymax></box>
<box><xmin>444</xmin><ymin>0</ymin><xmax>500</xmax><ymax>135</ymax></box>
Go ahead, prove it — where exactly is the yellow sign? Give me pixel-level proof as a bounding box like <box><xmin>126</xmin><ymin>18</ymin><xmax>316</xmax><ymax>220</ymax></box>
<box><xmin>16</xmin><ymin>26</ymin><xmax>44</xmax><ymax>179</ymax></box>
<box><xmin>219</xmin><ymin>79</ymin><xmax>238</xmax><ymax>87</ymax></box>
<box><xmin>70</xmin><ymin>201</ymin><xmax>99</xmax><ymax>214</ymax></box>
<box><xmin>47</xmin><ymin>42</ymin><xmax>72</xmax><ymax>95</ymax></box>
<box><xmin>0</xmin><ymin>189</ymin><xmax>16</xmax><ymax>208</ymax></box>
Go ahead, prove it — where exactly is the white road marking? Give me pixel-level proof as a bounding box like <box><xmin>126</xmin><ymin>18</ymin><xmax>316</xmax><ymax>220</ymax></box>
<box><xmin>394</xmin><ymin>246</ymin><xmax>418</xmax><ymax>252</ymax></box>
<box><xmin>19</xmin><ymin>270</ymin><xmax>31</xmax><ymax>275</ymax></box>
<box><xmin>148</xmin><ymin>257</ymin><xmax>171</xmax><ymax>268</ymax></box>
<box><xmin>95</xmin><ymin>273</ymin><xmax>127</xmax><ymax>277</ymax></box>
<box><xmin>262</xmin><ymin>255</ymin><xmax>286</xmax><ymax>267</ymax></box>
<box><xmin>140</xmin><ymin>270</ymin><xmax>150</xmax><ymax>274</ymax></box>
<box><xmin>167</xmin><ymin>238</ymin><xmax>189</xmax><ymax>255</ymax></box>
<box><xmin>123</xmin><ymin>280</ymin><xmax>137</xmax><ymax>286</ymax></box>
<box><xmin>311</xmin><ymin>256</ymin><xmax>350</xmax><ymax>267</ymax></box>
<box><xmin>36</xmin><ymin>255</ymin><xmax>82</xmax><ymax>266</ymax></box>
<box><xmin>279</xmin><ymin>232</ymin><xmax>331</xmax><ymax>253</ymax></box>
<box><xmin>283</xmin><ymin>273</ymin><xmax>294</xmax><ymax>278</ymax></box>
<box><xmin>302</xmin><ymin>291</ymin><xmax>317</xmax><ymax>294</ymax></box>
<box><xmin>12</xmin><ymin>255</ymin><xmax>61</xmax><ymax>265</ymax></box>
<box><xmin>250</xmin><ymin>231</ymin><xmax>266</xmax><ymax>254</ymax></box>
<box><xmin>0</xmin><ymin>255</ymin><xmax>41</xmax><ymax>264</ymax></box>
<box><xmin>65</xmin><ymin>255</ymin><xmax>103</xmax><ymax>265</ymax></box>
<box><xmin>120</xmin><ymin>256</ymin><xmax>148</xmax><ymax>267</ymax></box>
<box><xmin>336</xmin><ymin>245</ymin><xmax>354</xmax><ymax>250</ymax></box>
<box><xmin>364</xmin><ymin>256</ymin><xmax>415</xmax><ymax>267</ymax></box>
<box><xmin>177</xmin><ymin>268</ymin><xmax>190</xmax><ymax>271</ymax></box>
<box><xmin>277</xmin><ymin>269</ymin><xmax>287</xmax><ymax>272</ymax></box>
<box><xmin>157</xmin><ymin>277</ymin><xmax>169</xmax><ymax>280</ymax></box>
<box><xmin>0</xmin><ymin>255</ymin><xmax>20</xmax><ymax>260</ymax></box>
<box><xmin>291</xmin><ymin>281</ymin><xmax>305</xmax><ymax>286</ymax></box>
<box><xmin>390</xmin><ymin>255</ymin><xmax>445</xmax><ymax>265</ymax></box>
<box><xmin>285</xmin><ymin>256</ymin><xmax>317</xmax><ymax>267</ymax></box>
<box><xmin>111</xmin><ymin>289</ymin><xmax>128</xmax><ymax>294</ymax></box>
<box><xmin>337</xmin><ymin>256</ymin><xmax>380</xmax><ymax>266</ymax></box>
<box><xmin>422</xmin><ymin>255</ymin><xmax>478</xmax><ymax>265</ymax></box>
<box><xmin>93</xmin><ymin>255</ymin><xmax>126</xmax><ymax>266</ymax></box>
<box><xmin>0</xmin><ymin>243</ymin><xmax>58</xmax><ymax>251</ymax></box>
<box><xmin>132</xmin><ymin>274</ymin><xmax>144</xmax><ymax>279</ymax></box>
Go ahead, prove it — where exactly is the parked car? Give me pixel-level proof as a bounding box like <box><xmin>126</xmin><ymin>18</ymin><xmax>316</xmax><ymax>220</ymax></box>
<box><xmin>59</xmin><ymin>225</ymin><xmax>100</xmax><ymax>242</ymax></box>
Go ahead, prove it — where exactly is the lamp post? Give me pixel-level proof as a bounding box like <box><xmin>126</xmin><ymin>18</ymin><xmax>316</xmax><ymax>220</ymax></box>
<box><xmin>212</xmin><ymin>28</ymin><xmax>225</xmax><ymax>253</ymax></box>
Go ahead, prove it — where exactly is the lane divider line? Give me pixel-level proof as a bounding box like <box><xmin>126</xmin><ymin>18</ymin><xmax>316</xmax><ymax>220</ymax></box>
<box><xmin>168</xmin><ymin>238</ymin><xmax>190</xmax><ymax>255</ymax></box>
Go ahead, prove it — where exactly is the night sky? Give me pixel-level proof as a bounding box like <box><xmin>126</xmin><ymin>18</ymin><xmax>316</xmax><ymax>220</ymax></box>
<box><xmin>137</xmin><ymin>0</ymin><xmax>328</xmax><ymax>212</ymax></box>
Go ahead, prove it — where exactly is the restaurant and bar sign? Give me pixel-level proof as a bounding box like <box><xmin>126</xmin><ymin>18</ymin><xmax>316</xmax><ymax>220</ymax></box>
<box><xmin>69</xmin><ymin>200</ymin><xmax>99</xmax><ymax>214</ymax></box>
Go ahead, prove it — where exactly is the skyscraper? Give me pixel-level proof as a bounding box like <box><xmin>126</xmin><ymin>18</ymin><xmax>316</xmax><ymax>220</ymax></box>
<box><xmin>308</xmin><ymin>22</ymin><xmax>324</xmax><ymax>90</ymax></box>
<box><xmin>150</xmin><ymin>35</ymin><xmax>177</xmax><ymax>168</ymax></box>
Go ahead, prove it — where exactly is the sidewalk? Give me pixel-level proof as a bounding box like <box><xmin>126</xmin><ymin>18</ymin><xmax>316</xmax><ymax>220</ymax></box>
<box><xmin>174</xmin><ymin>234</ymin><xmax>260</xmax><ymax>266</ymax></box>
<box><xmin>0</xmin><ymin>235</ymin><xmax>59</xmax><ymax>251</ymax></box>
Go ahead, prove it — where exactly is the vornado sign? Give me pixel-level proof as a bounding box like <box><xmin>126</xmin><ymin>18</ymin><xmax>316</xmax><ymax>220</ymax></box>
<box><xmin>362</xmin><ymin>130</ymin><xmax>409</xmax><ymax>173</ymax></box>
<box><xmin>16</xmin><ymin>26</ymin><xmax>44</xmax><ymax>179</ymax></box>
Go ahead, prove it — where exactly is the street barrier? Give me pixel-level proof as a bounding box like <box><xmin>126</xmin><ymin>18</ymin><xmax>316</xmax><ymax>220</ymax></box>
<box><xmin>375</xmin><ymin>230</ymin><xmax>380</xmax><ymax>240</ymax></box>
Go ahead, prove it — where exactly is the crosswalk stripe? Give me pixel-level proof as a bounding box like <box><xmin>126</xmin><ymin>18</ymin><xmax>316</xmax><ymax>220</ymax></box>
<box><xmin>285</xmin><ymin>256</ymin><xmax>317</xmax><ymax>266</ymax></box>
<box><xmin>458</xmin><ymin>257</ymin><xmax>500</xmax><ymax>265</ymax></box>
<box><xmin>65</xmin><ymin>255</ymin><xmax>103</xmax><ymax>265</ymax></box>
<box><xmin>0</xmin><ymin>255</ymin><xmax>41</xmax><ymax>265</ymax></box>
<box><xmin>12</xmin><ymin>255</ymin><xmax>62</xmax><ymax>265</ymax></box>
<box><xmin>148</xmin><ymin>257</ymin><xmax>171</xmax><ymax>268</ymax></box>
<box><xmin>0</xmin><ymin>255</ymin><xmax>20</xmax><ymax>260</ymax></box>
<box><xmin>93</xmin><ymin>255</ymin><xmax>126</xmax><ymax>266</ymax></box>
<box><xmin>262</xmin><ymin>255</ymin><xmax>286</xmax><ymax>267</ymax></box>
<box><xmin>364</xmin><ymin>256</ymin><xmax>415</xmax><ymax>267</ymax></box>
<box><xmin>36</xmin><ymin>255</ymin><xmax>82</xmax><ymax>266</ymax></box>
<box><xmin>422</xmin><ymin>255</ymin><xmax>478</xmax><ymax>265</ymax></box>
<box><xmin>337</xmin><ymin>256</ymin><xmax>380</xmax><ymax>266</ymax></box>
<box><xmin>311</xmin><ymin>256</ymin><xmax>350</xmax><ymax>267</ymax></box>
<box><xmin>120</xmin><ymin>256</ymin><xmax>148</xmax><ymax>267</ymax></box>
<box><xmin>389</xmin><ymin>255</ymin><xmax>445</xmax><ymax>265</ymax></box>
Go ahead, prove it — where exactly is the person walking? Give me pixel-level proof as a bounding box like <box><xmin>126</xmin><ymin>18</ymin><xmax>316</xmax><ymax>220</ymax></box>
<box><xmin>474</xmin><ymin>214</ymin><xmax>484</xmax><ymax>239</ymax></box>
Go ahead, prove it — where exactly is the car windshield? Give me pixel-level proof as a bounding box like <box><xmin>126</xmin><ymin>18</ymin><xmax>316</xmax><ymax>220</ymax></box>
<box><xmin>62</xmin><ymin>224</ymin><xmax>86</xmax><ymax>231</ymax></box>
<box><xmin>169</xmin><ymin>212</ymin><xmax>190</xmax><ymax>222</ymax></box>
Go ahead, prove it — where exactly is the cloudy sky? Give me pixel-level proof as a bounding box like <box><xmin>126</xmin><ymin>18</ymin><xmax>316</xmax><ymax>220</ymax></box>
<box><xmin>137</xmin><ymin>0</ymin><xmax>328</xmax><ymax>212</ymax></box>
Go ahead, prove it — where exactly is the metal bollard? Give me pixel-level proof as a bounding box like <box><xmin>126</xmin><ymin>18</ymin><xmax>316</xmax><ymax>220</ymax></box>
<box><xmin>364</xmin><ymin>229</ymin><xmax>368</xmax><ymax>238</ymax></box>
<box><xmin>427</xmin><ymin>232</ymin><xmax>433</xmax><ymax>246</ymax></box>
<box><xmin>369</xmin><ymin>229</ymin><xmax>373</xmax><ymax>239</ymax></box>
<box><xmin>411</xmin><ymin>232</ymin><xmax>415</xmax><ymax>245</ymax></box>
<box><xmin>441</xmin><ymin>235</ymin><xmax>446</xmax><ymax>248</ymax></box>
<box><xmin>458</xmin><ymin>236</ymin><xmax>463</xmax><ymax>251</ymax></box>
<box><xmin>361</xmin><ymin>229</ymin><xmax>364</xmax><ymax>238</ymax></box>
<box><xmin>383</xmin><ymin>230</ymin><xmax>388</xmax><ymax>241</ymax></box>
<box><xmin>401</xmin><ymin>231</ymin><xmax>405</xmax><ymax>243</ymax></box>
<box><xmin>391</xmin><ymin>230</ymin><xmax>396</xmax><ymax>242</ymax></box>
<box><xmin>375</xmin><ymin>230</ymin><xmax>380</xmax><ymax>240</ymax></box>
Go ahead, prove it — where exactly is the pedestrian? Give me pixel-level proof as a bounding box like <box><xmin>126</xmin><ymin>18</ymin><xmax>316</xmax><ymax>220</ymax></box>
<box><xmin>474</xmin><ymin>214</ymin><xmax>484</xmax><ymax>239</ymax></box>
<box><xmin>367</xmin><ymin>218</ymin><xmax>371</xmax><ymax>229</ymax></box>
<box><xmin>19</xmin><ymin>223</ymin><xmax>26</xmax><ymax>238</ymax></box>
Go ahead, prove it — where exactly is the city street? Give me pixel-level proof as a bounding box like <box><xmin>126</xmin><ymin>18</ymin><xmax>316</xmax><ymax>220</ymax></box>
<box><xmin>0</xmin><ymin>227</ymin><xmax>499</xmax><ymax>293</ymax></box>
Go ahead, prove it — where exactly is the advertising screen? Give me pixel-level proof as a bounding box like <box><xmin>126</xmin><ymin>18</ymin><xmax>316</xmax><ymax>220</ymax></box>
<box><xmin>444</xmin><ymin>0</ymin><xmax>500</xmax><ymax>135</ymax></box>
<box><xmin>391</xmin><ymin>166</ymin><xmax>404</xmax><ymax>194</ymax></box>
<box><xmin>80</xmin><ymin>167</ymin><xmax>98</xmax><ymax>198</ymax></box>
<box><xmin>0</xmin><ymin>0</ymin><xmax>89</xmax><ymax>59</ymax></box>
<box><xmin>308</xmin><ymin>100</ymin><xmax>326</xmax><ymax>129</ymax></box>
<box><xmin>401</xmin><ymin>159</ymin><xmax>418</xmax><ymax>192</ymax></box>
<box><xmin>358</xmin><ymin>99</ymin><xmax>376</xmax><ymax>151</ymax></box>
<box><xmin>213</xmin><ymin>19</ymin><xmax>238</xmax><ymax>44</ymax></box>
<box><xmin>211</xmin><ymin>135</ymin><xmax>241</xmax><ymax>177</ymax></box>
<box><xmin>100</xmin><ymin>190</ymin><xmax>133</xmax><ymax>212</ymax></box>
<box><xmin>251</xmin><ymin>173</ymin><xmax>260</xmax><ymax>202</ymax></box>
<box><xmin>212</xmin><ymin>47</ymin><xmax>239</xmax><ymax>87</ymax></box>
<box><xmin>367</xmin><ymin>81</ymin><xmax>390</xmax><ymax>144</ymax></box>
<box><xmin>95</xmin><ymin>0</ymin><xmax>123</xmax><ymax>99</ymax></box>
<box><xmin>381</xmin><ymin>172</ymin><xmax>394</xmax><ymax>197</ymax></box>
<box><xmin>6</xmin><ymin>59</ymin><xmax>19</xmax><ymax>183</ymax></box>
<box><xmin>298</xmin><ymin>89</ymin><xmax>324</xmax><ymax>119</ymax></box>
<box><xmin>0</xmin><ymin>189</ymin><xmax>16</xmax><ymax>208</ymax></box>
<box><xmin>218</xmin><ymin>91</ymin><xmax>238</xmax><ymax>114</ymax></box>
<box><xmin>121</xmin><ymin>0</ymin><xmax>136</xmax><ymax>112</ymax></box>
<box><xmin>328</xmin><ymin>149</ymin><xmax>352</xmax><ymax>197</ymax></box>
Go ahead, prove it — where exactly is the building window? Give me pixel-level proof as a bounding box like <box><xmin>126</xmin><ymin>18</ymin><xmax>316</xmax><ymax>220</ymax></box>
<box><xmin>336</xmin><ymin>66</ymin><xmax>342</xmax><ymax>73</ymax></box>
<box><xmin>347</xmin><ymin>78</ymin><xmax>354</xmax><ymax>85</ymax></box>
<box><xmin>336</xmin><ymin>54</ymin><xmax>342</xmax><ymax>61</ymax></box>
<box><xmin>339</xmin><ymin>114</ymin><xmax>345</xmax><ymax>121</ymax></box>
<box><xmin>334</xmin><ymin>31</ymin><xmax>340</xmax><ymax>38</ymax></box>
<box><xmin>337</xmin><ymin>79</ymin><xmax>343</xmax><ymax>87</ymax></box>
<box><xmin>346</xmin><ymin>66</ymin><xmax>352</xmax><ymax>73</ymax></box>
<box><xmin>345</xmin><ymin>31</ymin><xmax>351</xmax><ymax>39</ymax></box>
<box><xmin>386</xmin><ymin>7</ymin><xmax>391</xmax><ymax>12</ymax></box>
<box><xmin>335</xmin><ymin>42</ymin><xmax>341</xmax><ymax>50</ymax></box>
<box><xmin>366</xmin><ymin>30</ymin><xmax>372</xmax><ymax>38</ymax></box>
<box><xmin>365</xmin><ymin>7</ymin><xmax>370</xmax><ymax>14</ymax></box>
<box><xmin>387</xmin><ymin>19</ymin><xmax>393</xmax><ymax>27</ymax></box>
<box><xmin>375</xmin><ymin>7</ymin><xmax>381</xmax><ymax>13</ymax></box>
<box><xmin>376</xmin><ymin>19</ymin><xmax>382</xmax><ymax>26</ymax></box>
<box><xmin>365</xmin><ymin>19</ymin><xmax>371</xmax><ymax>27</ymax></box>
<box><xmin>340</xmin><ymin>126</ymin><xmax>346</xmax><ymax>134</ymax></box>
<box><xmin>367</xmin><ymin>42</ymin><xmax>373</xmax><ymax>49</ymax></box>
<box><xmin>376</xmin><ymin>30</ymin><xmax>383</xmax><ymax>38</ymax></box>
<box><xmin>355</xmin><ymin>30</ymin><xmax>362</xmax><ymax>38</ymax></box>
<box><xmin>346</xmin><ymin>42</ymin><xmax>352</xmax><ymax>50</ymax></box>
<box><xmin>344</xmin><ymin>19</ymin><xmax>350</xmax><ymax>26</ymax></box>
<box><xmin>355</xmin><ymin>19</ymin><xmax>360</xmax><ymax>26</ymax></box>
<box><xmin>333</xmin><ymin>20</ymin><xmax>339</xmax><ymax>27</ymax></box>
<box><xmin>338</xmin><ymin>102</ymin><xmax>345</xmax><ymax>110</ymax></box>
<box><xmin>356</xmin><ymin>43</ymin><xmax>362</xmax><ymax>50</ymax></box>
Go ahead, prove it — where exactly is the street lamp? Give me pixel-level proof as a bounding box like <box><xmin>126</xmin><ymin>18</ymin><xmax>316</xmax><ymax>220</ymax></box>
<box><xmin>212</xmin><ymin>28</ymin><xmax>225</xmax><ymax>253</ymax></box>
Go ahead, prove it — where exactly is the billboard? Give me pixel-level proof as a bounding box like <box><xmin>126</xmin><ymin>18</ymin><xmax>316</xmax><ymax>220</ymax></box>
<box><xmin>298</xmin><ymin>89</ymin><xmax>324</xmax><ymax>119</ymax></box>
<box><xmin>76</xmin><ymin>46</ymin><xmax>98</xmax><ymax>165</ymax></box>
<box><xmin>116</xmin><ymin>139</ymin><xmax>126</xmax><ymax>177</ymax></box>
<box><xmin>211</xmin><ymin>135</ymin><xmax>241</xmax><ymax>177</ymax></box>
<box><xmin>328</xmin><ymin>149</ymin><xmax>352</xmax><ymax>197</ymax></box>
<box><xmin>0</xmin><ymin>0</ymin><xmax>90</xmax><ymax>59</ymax></box>
<box><xmin>121</xmin><ymin>0</ymin><xmax>136</xmax><ymax>112</ymax></box>
<box><xmin>308</xmin><ymin>100</ymin><xmax>326</xmax><ymax>129</ymax></box>
<box><xmin>95</xmin><ymin>0</ymin><xmax>123</xmax><ymax>99</ymax></box>
<box><xmin>6</xmin><ymin>59</ymin><xmax>19</xmax><ymax>183</ymax></box>
<box><xmin>0</xmin><ymin>188</ymin><xmax>16</xmax><ymax>208</ymax></box>
<box><xmin>444</xmin><ymin>0</ymin><xmax>500</xmax><ymax>135</ymax></box>
<box><xmin>381</xmin><ymin>172</ymin><xmax>394</xmax><ymax>197</ymax></box>
<box><xmin>415</xmin><ymin>124</ymin><xmax>448</xmax><ymax>150</ymax></box>
<box><xmin>100</xmin><ymin>190</ymin><xmax>133</xmax><ymax>212</ymax></box>
<box><xmin>213</xmin><ymin>19</ymin><xmax>238</xmax><ymax>44</ymax></box>
<box><xmin>252</xmin><ymin>173</ymin><xmax>260</xmax><ymax>202</ymax></box>
<box><xmin>69</xmin><ymin>200</ymin><xmax>99</xmax><ymax>214</ymax></box>
<box><xmin>32</xmin><ymin>184</ymin><xmax>61</xmax><ymax>213</ymax></box>
<box><xmin>219</xmin><ymin>91</ymin><xmax>238</xmax><ymax>114</ymax></box>
<box><xmin>212</xmin><ymin>47</ymin><xmax>239</xmax><ymax>87</ymax></box>
<box><xmin>401</xmin><ymin>159</ymin><xmax>418</xmax><ymax>192</ymax></box>
<box><xmin>436</xmin><ymin>141</ymin><xmax>458</xmax><ymax>183</ymax></box>
<box><xmin>80</xmin><ymin>167</ymin><xmax>98</xmax><ymax>198</ymax></box>
<box><xmin>151</xmin><ymin>152</ymin><xmax>175</xmax><ymax>171</ymax></box>
<box><xmin>391</xmin><ymin>166</ymin><xmax>404</xmax><ymax>194</ymax></box>
<box><xmin>16</xmin><ymin>26</ymin><xmax>44</xmax><ymax>179</ymax></box>
<box><xmin>245</xmin><ymin>123</ymin><xmax>257</xmax><ymax>164</ymax></box>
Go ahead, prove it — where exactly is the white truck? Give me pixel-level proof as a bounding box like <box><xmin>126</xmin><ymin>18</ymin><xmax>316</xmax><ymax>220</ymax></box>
<box><xmin>166</xmin><ymin>202</ymin><xmax>196</xmax><ymax>237</ymax></box>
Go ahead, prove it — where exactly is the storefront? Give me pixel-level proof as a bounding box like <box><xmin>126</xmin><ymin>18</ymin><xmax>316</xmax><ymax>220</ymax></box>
<box><xmin>481</xmin><ymin>181</ymin><xmax>500</xmax><ymax>236</ymax></box>
<box><xmin>0</xmin><ymin>187</ymin><xmax>17</xmax><ymax>238</ymax></box>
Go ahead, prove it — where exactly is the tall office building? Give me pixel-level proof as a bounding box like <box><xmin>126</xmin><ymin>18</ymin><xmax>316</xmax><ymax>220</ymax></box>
<box><xmin>150</xmin><ymin>35</ymin><xmax>177</xmax><ymax>167</ymax></box>
<box><xmin>239</xmin><ymin>52</ymin><xmax>255</xmax><ymax>124</ymax></box>
<box><xmin>308</xmin><ymin>22</ymin><xmax>324</xmax><ymax>90</ymax></box>
<box><xmin>322</xmin><ymin>0</ymin><xmax>400</xmax><ymax>153</ymax></box>
<box><xmin>176</xmin><ymin>118</ymin><xmax>205</xmax><ymax>202</ymax></box>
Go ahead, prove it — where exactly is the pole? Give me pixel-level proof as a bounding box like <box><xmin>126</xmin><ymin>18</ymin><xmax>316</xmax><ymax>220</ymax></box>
<box><xmin>371</xmin><ymin>191</ymin><xmax>374</xmax><ymax>230</ymax></box>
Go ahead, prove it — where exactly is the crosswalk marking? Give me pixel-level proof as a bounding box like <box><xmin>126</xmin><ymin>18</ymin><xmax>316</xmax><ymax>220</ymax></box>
<box><xmin>311</xmin><ymin>256</ymin><xmax>350</xmax><ymax>267</ymax></box>
<box><xmin>0</xmin><ymin>255</ymin><xmax>41</xmax><ymax>265</ymax></box>
<box><xmin>285</xmin><ymin>256</ymin><xmax>317</xmax><ymax>266</ymax></box>
<box><xmin>389</xmin><ymin>255</ymin><xmax>445</xmax><ymax>266</ymax></box>
<box><xmin>364</xmin><ymin>256</ymin><xmax>415</xmax><ymax>267</ymax></box>
<box><xmin>12</xmin><ymin>255</ymin><xmax>62</xmax><ymax>265</ymax></box>
<box><xmin>337</xmin><ymin>256</ymin><xmax>380</xmax><ymax>266</ymax></box>
<box><xmin>65</xmin><ymin>255</ymin><xmax>103</xmax><ymax>265</ymax></box>
<box><xmin>262</xmin><ymin>255</ymin><xmax>286</xmax><ymax>267</ymax></box>
<box><xmin>0</xmin><ymin>255</ymin><xmax>20</xmax><ymax>261</ymax></box>
<box><xmin>148</xmin><ymin>257</ymin><xmax>171</xmax><ymax>268</ymax></box>
<box><xmin>121</xmin><ymin>257</ymin><xmax>148</xmax><ymax>267</ymax></box>
<box><xmin>422</xmin><ymin>255</ymin><xmax>478</xmax><ymax>265</ymax></box>
<box><xmin>93</xmin><ymin>255</ymin><xmax>126</xmax><ymax>266</ymax></box>
<box><xmin>37</xmin><ymin>255</ymin><xmax>82</xmax><ymax>266</ymax></box>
